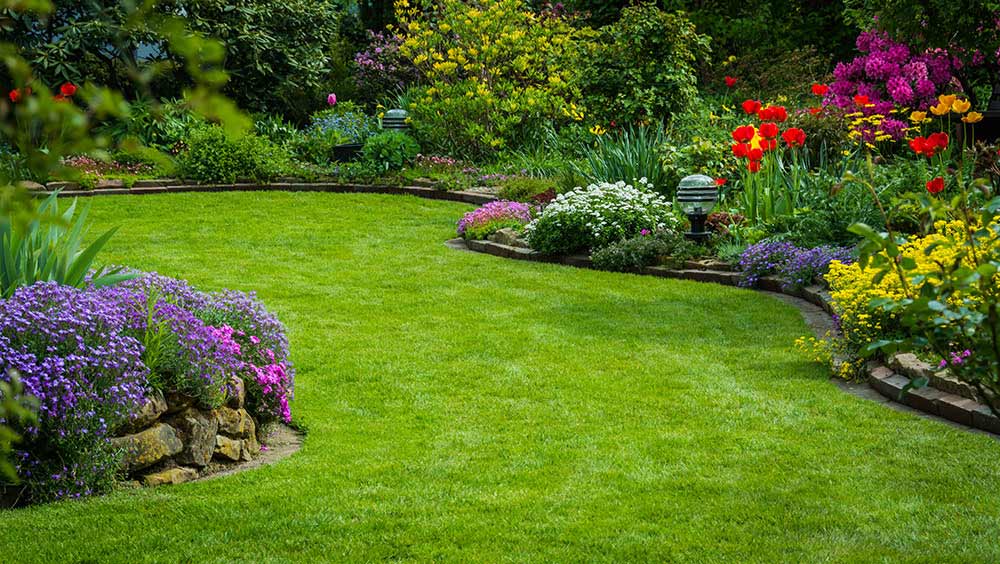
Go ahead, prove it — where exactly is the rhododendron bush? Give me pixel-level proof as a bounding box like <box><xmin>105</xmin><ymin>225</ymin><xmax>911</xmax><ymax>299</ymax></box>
<box><xmin>0</xmin><ymin>273</ymin><xmax>294</xmax><ymax>502</ymax></box>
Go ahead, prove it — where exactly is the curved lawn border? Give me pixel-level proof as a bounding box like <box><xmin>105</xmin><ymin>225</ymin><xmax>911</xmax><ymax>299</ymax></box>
<box><xmin>40</xmin><ymin>178</ymin><xmax>999</xmax><ymax>435</ymax></box>
<box><xmin>456</xmin><ymin>236</ymin><xmax>1000</xmax><ymax>436</ymax></box>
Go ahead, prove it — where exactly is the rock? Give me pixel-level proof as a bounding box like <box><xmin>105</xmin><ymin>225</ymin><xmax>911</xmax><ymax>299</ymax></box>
<box><xmin>45</xmin><ymin>181</ymin><xmax>79</xmax><ymax>190</ymax></box>
<box><xmin>216</xmin><ymin>407</ymin><xmax>255</xmax><ymax>439</ymax></box>
<box><xmin>225</xmin><ymin>376</ymin><xmax>246</xmax><ymax>409</ymax></box>
<box><xmin>94</xmin><ymin>179</ymin><xmax>124</xmax><ymax>190</ymax></box>
<box><xmin>15</xmin><ymin>180</ymin><xmax>45</xmax><ymax>191</ymax></box>
<box><xmin>111</xmin><ymin>423</ymin><xmax>183</xmax><ymax>474</ymax></box>
<box><xmin>241</xmin><ymin>432</ymin><xmax>260</xmax><ymax>462</ymax></box>
<box><xmin>169</xmin><ymin>408</ymin><xmax>219</xmax><ymax>467</ymax></box>
<box><xmin>488</xmin><ymin>228</ymin><xmax>529</xmax><ymax>248</ymax></box>
<box><xmin>214</xmin><ymin>435</ymin><xmax>243</xmax><ymax>461</ymax></box>
<box><xmin>142</xmin><ymin>467</ymin><xmax>198</xmax><ymax>487</ymax></box>
<box><xmin>127</xmin><ymin>391</ymin><xmax>168</xmax><ymax>431</ymax></box>
<box><xmin>164</xmin><ymin>391</ymin><xmax>194</xmax><ymax>414</ymax></box>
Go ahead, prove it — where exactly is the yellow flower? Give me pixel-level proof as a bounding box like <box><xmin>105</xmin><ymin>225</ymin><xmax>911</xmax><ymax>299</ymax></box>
<box><xmin>962</xmin><ymin>111</ymin><xmax>983</xmax><ymax>124</ymax></box>
<box><xmin>590</xmin><ymin>125</ymin><xmax>606</xmax><ymax>135</ymax></box>
<box><xmin>937</xmin><ymin>94</ymin><xmax>957</xmax><ymax>107</ymax></box>
<box><xmin>952</xmin><ymin>98</ymin><xmax>971</xmax><ymax>113</ymax></box>
<box><xmin>908</xmin><ymin>111</ymin><xmax>927</xmax><ymax>123</ymax></box>
<box><xmin>930</xmin><ymin>102</ymin><xmax>951</xmax><ymax>116</ymax></box>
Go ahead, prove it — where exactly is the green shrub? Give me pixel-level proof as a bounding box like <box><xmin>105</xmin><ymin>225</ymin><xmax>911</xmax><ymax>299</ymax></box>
<box><xmin>179</xmin><ymin>126</ymin><xmax>289</xmax><ymax>184</ymax></box>
<box><xmin>97</xmin><ymin>99</ymin><xmax>204</xmax><ymax>153</ymax></box>
<box><xmin>592</xmin><ymin>229</ymin><xmax>698</xmax><ymax>272</ymax></box>
<box><xmin>576</xmin><ymin>3</ymin><xmax>709</xmax><ymax>125</ymax></box>
<box><xmin>362</xmin><ymin>132</ymin><xmax>420</xmax><ymax>172</ymax></box>
<box><xmin>498</xmin><ymin>177</ymin><xmax>558</xmax><ymax>202</ymax></box>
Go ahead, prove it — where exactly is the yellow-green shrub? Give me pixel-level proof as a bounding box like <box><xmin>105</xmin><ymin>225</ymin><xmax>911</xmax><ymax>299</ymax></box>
<box><xmin>394</xmin><ymin>0</ymin><xmax>590</xmax><ymax>158</ymax></box>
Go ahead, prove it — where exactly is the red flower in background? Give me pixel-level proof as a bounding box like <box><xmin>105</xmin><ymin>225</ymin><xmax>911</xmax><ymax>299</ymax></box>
<box><xmin>715</xmin><ymin>178</ymin><xmax>727</xmax><ymax>186</ymax></box>
<box><xmin>758</xmin><ymin>122</ymin><xmax>779</xmax><ymax>138</ymax></box>
<box><xmin>731</xmin><ymin>143</ymin><xmax>750</xmax><ymax>158</ymax></box>
<box><xmin>853</xmin><ymin>95</ymin><xmax>870</xmax><ymax>106</ymax></box>
<box><xmin>725</xmin><ymin>76</ymin><xmax>738</xmax><ymax>88</ymax></box>
<box><xmin>8</xmin><ymin>89</ymin><xmax>21</xmax><ymax>103</ymax></box>
<box><xmin>926</xmin><ymin>177</ymin><xmax>944</xmax><ymax>194</ymax></box>
<box><xmin>781</xmin><ymin>127</ymin><xmax>806</xmax><ymax>147</ymax></box>
<box><xmin>909</xmin><ymin>133</ymin><xmax>949</xmax><ymax>158</ymax></box>
<box><xmin>747</xmin><ymin>148</ymin><xmax>763</xmax><ymax>161</ymax></box>
<box><xmin>758</xmin><ymin>106</ymin><xmax>788</xmax><ymax>122</ymax></box>
<box><xmin>928</xmin><ymin>132</ymin><xmax>949</xmax><ymax>151</ymax></box>
<box><xmin>809</xmin><ymin>107</ymin><xmax>822</xmax><ymax>115</ymax></box>
<box><xmin>747</xmin><ymin>160</ymin><xmax>762</xmax><ymax>173</ymax></box>
<box><xmin>741</xmin><ymin>99</ymin><xmax>762</xmax><ymax>115</ymax></box>
<box><xmin>731</xmin><ymin>125</ymin><xmax>755</xmax><ymax>143</ymax></box>
<box><xmin>811</xmin><ymin>83</ymin><xmax>829</xmax><ymax>96</ymax></box>
<box><xmin>60</xmin><ymin>83</ymin><xmax>77</xmax><ymax>97</ymax></box>
<box><xmin>53</xmin><ymin>94</ymin><xmax>66</xmax><ymax>102</ymax></box>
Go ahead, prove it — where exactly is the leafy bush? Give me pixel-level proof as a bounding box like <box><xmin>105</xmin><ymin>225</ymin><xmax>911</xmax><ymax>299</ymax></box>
<box><xmin>576</xmin><ymin>3</ymin><xmax>709</xmax><ymax>124</ymax></box>
<box><xmin>362</xmin><ymin>132</ymin><xmax>420</xmax><ymax>172</ymax></box>
<box><xmin>0</xmin><ymin>193</ymin><xmax>127</xmax><ymax>298</ymax></box>
<box><xmin>574</xmin><ymin>125</ymin><xmax>673</xmax><ymax>195</ymax></box>
<box><xmin>98</xmin><ymin>99</ymin><xmax>204</xmax><ymax>153</ymax></box>
<box><xmin>179</xmin><ymin>126</ymin><xmax>289</xmax><ymax>184</ymax></box>
<box><xmin>525</xmin><ymin>179</ymin><xmax>680</xmax><ymax>254</ymax></box>
<box><xmin>498</xmin><ymin>177</ymin><xmax>558</xmax><ymax>202</ymax></box>
<box><xmin>457</xmin><ymin>200</ymin><xmax>534</xmax><ymax>240</ymax></box>
<box><xmin>396</xmin><ymin>0</ymin><xmax>586</xmax><ymax>158</ymax></box>
<box><xmin>592</xmin><ymin>229</ymin><xmax>697</xmax><ymax>272</ymax></box>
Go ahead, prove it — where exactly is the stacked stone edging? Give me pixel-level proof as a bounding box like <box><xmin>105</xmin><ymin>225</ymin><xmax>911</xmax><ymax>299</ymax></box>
<box><xmin>32</xmin><ymin>178</ymin><xmax>497</xmax><ymax>206</ymax></box>
<box><xmin>458</xmin><ymin>236</ymin><xmax>1000</xmax><ymax>435</ymax></box>
<box><xmin>110</xmin><ymin>376</ymin><xmax>269</xmax><ymax>487</ymax></box>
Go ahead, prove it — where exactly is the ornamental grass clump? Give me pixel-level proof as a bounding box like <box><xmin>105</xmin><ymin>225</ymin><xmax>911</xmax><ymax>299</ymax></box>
<box><xmin>456</xmin><ymin>200</ymin><xmax>534</xmax><ymax>241</ymax></box>
<box><xmin>525</xmin><ymin>179</ymin><xmax>679</xmax><ymax>255</ymax></box>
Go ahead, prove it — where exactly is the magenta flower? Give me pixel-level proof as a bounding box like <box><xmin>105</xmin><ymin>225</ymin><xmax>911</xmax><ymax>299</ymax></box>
<box><xmin>327</xmin><ymin>93</ymin><xmax>337</xmax><ymax>106</ymax></box>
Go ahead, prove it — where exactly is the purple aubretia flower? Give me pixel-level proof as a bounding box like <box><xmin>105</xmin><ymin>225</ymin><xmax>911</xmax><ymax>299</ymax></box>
<box><xmin>457</xmin><ymin>200</ymin><xmax>534</xmax><ymax>239</ymax></box>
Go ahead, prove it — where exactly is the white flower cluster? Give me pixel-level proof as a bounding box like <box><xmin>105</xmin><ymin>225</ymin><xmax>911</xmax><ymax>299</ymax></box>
<box><xmin>524</xmin><ymin>179</ymin><xmax>680</xmax><ymax>253</ymax></box>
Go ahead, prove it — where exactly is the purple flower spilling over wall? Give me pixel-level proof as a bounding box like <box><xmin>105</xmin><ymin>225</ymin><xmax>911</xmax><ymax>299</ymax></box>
<box><xmin>457</xmin><ymin>200</ymin><xmax>534</xmax><ymax>238</ymax></box>
<box><xmin>739</xmin><ymin>242</ymin><xmax>854</xmax><ymax>289</ymax></box>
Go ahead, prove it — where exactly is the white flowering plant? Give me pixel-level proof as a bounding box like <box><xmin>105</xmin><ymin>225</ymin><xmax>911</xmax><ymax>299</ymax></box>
<box><xmin>524</xmin><ymin>179</ymin><xmax>681</xmax><ymax>255</ymax></box>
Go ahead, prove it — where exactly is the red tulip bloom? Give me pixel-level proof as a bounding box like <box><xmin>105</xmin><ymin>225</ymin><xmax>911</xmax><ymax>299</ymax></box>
<box><xmin>8</xmin><ymin>89</ymin><xmax>20</xmax><ymax>103</ymax></box>
<box><xmin>60</xmin><ymin>83</ymin><xmax>77</xmax><ymax>97</ymax></box>
<box><xmin>811</xmin><ymin>83</ymin><xmax>829</xmax><ymax>96</ymax></box>
<box><xmin>731</xmin><ymin>125</ymin><xmax>755</xmax><ymax>143</ymax></box>
<box><xmin>928</xmin><ymin>132</ymin><xmax>949</xmax><ymax>151</ymax></box>
<box><xmin>853</xmin><ymin>95</ymin><xmax>870</xmax><ymax>106</ymax></box>
<box><xmin>759</xmin><ymin>105</ymin><xmax>787</xmax><ymax>122</ymax></box>
<box><xmin>809</xmin><ymin>107</ymin><xmax>822</xmax><ymax>115</ymax></box>
<box><xmin>781</xmin><ymin>127</ymin><xmax>806</xmax><ymax>147</ymax></box>
<box><xmin>725</xmin><ymin>76</ymin><xmax>737</xmax><ymax>88</ymax></box>
<box><xmin>731</xmin><ymin>143</ymin><xmax>750</xmax><ymax>158</ymax></box>
<box><xmin>758</xmin><ymin>122</ymin><xmax>779</xmax><ymax>138</ymax></box>
<box><xmin>747</xmin><ymin>160</ymin><xmax>762</xmax><ymax>173</ymax></box>
<box><xmin>742</xmin><ymin>99</ymin><xmax>762</xmax><ymax>115</ymax></box>
<box><xmin>715</xmin><ymin>178</ymin><xmax>727</xmax><ymax>186</ymax></box>
<box><xmin>926</xmin><ymin>177</ymin><xmax>944</xmax><ymax>194</ymax></box>
<box><xmin>748</xmin><ymin>148</ymin><xmax>763</xmax><ymax>161</ymax></box>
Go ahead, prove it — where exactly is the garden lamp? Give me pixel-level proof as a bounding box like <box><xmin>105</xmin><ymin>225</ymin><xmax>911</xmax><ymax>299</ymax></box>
<box><xmin>676</xmin><ymin>174</ymin><xmax>718</xmax><ymax>242</ymax></box>
<box><xmin>381</xmin><ymin>109</ymin><xmax>410</xmax><ymax>133</ymax></box>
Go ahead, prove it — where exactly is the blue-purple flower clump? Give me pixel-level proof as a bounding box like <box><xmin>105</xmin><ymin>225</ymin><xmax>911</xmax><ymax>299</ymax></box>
<box><xmin>739</xmin><ymin>242</ymin><xmax>854</xmax><ymax>289</ymax></box>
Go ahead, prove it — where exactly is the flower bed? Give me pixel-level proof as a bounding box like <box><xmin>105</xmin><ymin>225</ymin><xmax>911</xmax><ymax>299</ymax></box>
<box><xmin>0</xmin><ymin>273</ymin><xmax>294</xmax><ymax>504</ymax></box>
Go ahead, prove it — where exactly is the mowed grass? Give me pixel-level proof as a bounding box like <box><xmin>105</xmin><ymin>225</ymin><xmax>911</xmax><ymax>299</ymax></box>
<box><xmin>1</xmin><ymin>191</ymin><xmax>999</xmax><ymax>563</ymax></box>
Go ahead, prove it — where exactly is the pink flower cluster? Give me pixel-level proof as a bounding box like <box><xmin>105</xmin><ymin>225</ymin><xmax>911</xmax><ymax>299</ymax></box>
<box><xmin>456</xmin><ymin>200</ymin><xmax>533</xmax><ymax>238</ymax></box>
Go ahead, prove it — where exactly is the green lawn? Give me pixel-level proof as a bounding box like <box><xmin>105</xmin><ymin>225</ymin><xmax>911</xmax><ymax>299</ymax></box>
<box><xmin>2</xmin><ymin>192</ymin><xmax>999</xmax><ymax>563</ymax></box>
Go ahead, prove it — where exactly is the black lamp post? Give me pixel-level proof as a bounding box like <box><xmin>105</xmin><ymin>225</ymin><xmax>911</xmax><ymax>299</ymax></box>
<box><xmin>676</xmin><ymin>174</ymin><xmax>718</xmax><ymax>242</ymax></box>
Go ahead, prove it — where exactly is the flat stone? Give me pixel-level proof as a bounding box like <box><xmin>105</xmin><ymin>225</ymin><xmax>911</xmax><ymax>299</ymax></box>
<box><xmin>46</xmin><ymin>181</ymin><xmax>79</xmax><ymax>190</ymax></box>
<box><xmin>936</xmin><ymin>395</ymin><xmax>979</xmax><ymax>427</ymax></box>
<box><xmin>869</xmin><ymin>373</ymin><xmax>909</xmax><ymax>400</ymax></box>
<box><xmin>904</xmin><ymin>386</ymin><xmax>946</xmax><ymax>415</ymax></box>
<box><xmin>142</xmin><ymin>467</ymin><xmax>197</xmax><ymax>487</ymax></box>
<box><xmin>889</xmin><ymin>353</ymin><xmax>933</xmax><ymax>382</ymax></box>
<box><xmin>867</xmin><ymin>365</ymin><xmax>895</xmax><ymax>382</ymax></box>
<box><xmin>488</xmin><ymin>228</ymin><xmax>529</xmax><ymax>248</ymax></box>
<box><xmin>94</xmin><ymin>179</ymin><xmax>124</xmax><ymax>190</ymax></box>
<box><xmin>216</xmin><ymin>407</ymin><xmax>255</xmax><ymax>439</ymax></box>
<box><xmin>169</xmin><ymin>408</ymin><xmax>219</xmax><ymax>467</ymax></box>
<box><xmin>973</xmin><ymin>406</ymin><xmax>1000</xmax><ymax>434</ymax></box>
<box><xmin>214</xmin><ymin>435</ymin><xmax>243</xmax><ymax>461</ymax></box>
<box><xmin>127</xmin><ymin>390</ymin><xmax>168</xmax><ymax>431</ymax></box>
<box><xmin>111</xmin><ymin>423</ymin><xmax>183</xmax><ymax>474</ymax></box>
<box><xmin>15</xmin><ymin>180</ymin><xmax>45</xmax><ymax>191</ymax></box>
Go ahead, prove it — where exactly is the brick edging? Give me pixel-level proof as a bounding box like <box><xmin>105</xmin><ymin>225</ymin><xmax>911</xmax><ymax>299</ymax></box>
<box><xmin>455</xmin><ymin>237</ymin><xmax>1000</xmax><ymax>435</ymax></box>
<box><xmin>38</xmin><ymin>181</ymin><xmax>497</xmax><ymax>206</ymax></box>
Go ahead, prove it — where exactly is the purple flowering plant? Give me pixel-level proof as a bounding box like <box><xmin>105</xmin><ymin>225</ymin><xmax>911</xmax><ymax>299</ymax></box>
<box><xmin>353</xmin><ymin>31</ymin><xmax>420</xmax><ymax>104</ymax></box>
<box><xmin>457</xmin><ymin>200</ymin><xmax>534</xmax><ymax>240</ymax></box>
<box><xmin>739</xmin><ymin>241</ymin><xmax>855</xmax><ymax>289</ymax></box>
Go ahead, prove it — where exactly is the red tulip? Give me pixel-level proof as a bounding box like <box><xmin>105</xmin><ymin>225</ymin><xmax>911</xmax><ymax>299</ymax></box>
<box><xmin>748</xmin><ymin>148</ymin><xmax>763</xmax><ymax>161</ymax></box>
<box><xmin>811</xmin><ymin>83</ymin><xmax>829</xmax><ymax>96</ymax></box>
<box><xmin>926</xmin><ymin>177</ymin><xmax>944</xmax><ymax>194</ymax></box>
<box><xmin>60</xmin><ymin>83</ymin><xmax>77</xmax><ymax>97</ymax></box>
<box><xmin>731</xmin><ymin>125</ymin><xmax>755</xmax><ymax>143</ymax></box>
<box><xmin>853</xmin><ymin>95</ymin><xmax>870</xmax><ymax>106</ymax></box>
<box><xmin>747</xmin><ymin>160</ymin><xmax>762</xmax><ymax>173</ymax></box>
<box><xmin>8</xmin><ymin>89</ymin><xmax>20</xmax><ymax>103</ymax></box>
<box><xmin>725</xmin><ymin>76</ymin><xmax>737</xmax><ymax>88</ymax></box>
<box><xmin>758</xmin><ymin>122</ymin><xmax>779</xmax><ymax>138</ymax></box>
<box><xmin>781</xmin><ymin>127</ymin><xmax>806</xmax><ymax>147</ymax></box>
<box><xmin>731</xmin><ymin>143</ymin><xmax>750</xmax><ymax>158</ymax></box>
<box><xmin>759</xmin><ymin>106</ymin><xmax>787</xmax><ymax>122</ymax></box>
<box><xmin>809</xmin><ymin>107</ymin><xmax>822</xmax><ymax>115</ymax></box>
<box><xmin>715</xmin><ymin>178</ymin><xmax>727</xmax><ymax>186</ymax></box>
<box><xmin>928</xmin><ymin>132</ymin><xmax>949</xmax><ymax>150</ymax></box>
<box><xmin>742</xmin><ymin>99</ymin><xmax>762</xmax><ymax>115</ymax></box>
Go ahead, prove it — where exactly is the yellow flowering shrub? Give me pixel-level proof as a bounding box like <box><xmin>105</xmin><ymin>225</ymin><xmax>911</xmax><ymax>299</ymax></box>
<box><xmin>394</xmin><ymin>0</ymin><xmax>590</xmax><ymax>157</ymax></box>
